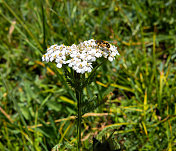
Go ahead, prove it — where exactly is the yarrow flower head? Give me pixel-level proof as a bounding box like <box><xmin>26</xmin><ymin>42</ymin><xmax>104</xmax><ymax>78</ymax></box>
<box><xmin>42</xmin><ymin>39</ymin><xmax>120</xmax><ymax>74</ymax></box>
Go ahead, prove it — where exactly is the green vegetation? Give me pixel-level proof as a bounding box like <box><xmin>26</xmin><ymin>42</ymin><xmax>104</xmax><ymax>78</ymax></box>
<box><xmin>0</xmin><ymin>0</ymin><xmax>176</xmax><ymax>150</ymax></box>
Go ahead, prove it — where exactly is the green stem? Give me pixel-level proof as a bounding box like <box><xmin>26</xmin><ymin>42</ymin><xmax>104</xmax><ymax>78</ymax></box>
<box><xmin>75</xmin><ymin>73</ymin><xmax>82</xmax><ymax>151</ymax></box>
<box><xmin>77</xmin><ymin>90</ymin><xmax>81</xmax><ymax>151</ymax></box>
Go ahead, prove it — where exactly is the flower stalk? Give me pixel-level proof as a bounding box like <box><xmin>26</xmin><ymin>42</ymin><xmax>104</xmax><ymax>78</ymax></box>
<box><xmin>75</xmin><ymin>72</ymin><xmax>82</xmax><ymax>150</ymax></box>
<box><xmin>76</xmin><ymin>85</ymin><xmax>82</xmax><ymax>150</ymax></box>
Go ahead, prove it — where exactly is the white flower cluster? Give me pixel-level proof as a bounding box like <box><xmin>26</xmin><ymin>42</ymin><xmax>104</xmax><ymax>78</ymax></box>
<box><xmin>42</xmin><ymin>39</ymin><xmax>119</xmax><ymax>74</ymax></box>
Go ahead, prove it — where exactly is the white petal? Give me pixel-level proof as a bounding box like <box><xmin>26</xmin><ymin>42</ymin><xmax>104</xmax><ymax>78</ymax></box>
<box><xmin>56</xmin><ymin>63</ymin><xmax>62</xmax><ymax>68</ymax></box>
<box><xmin>108</xmin><ymin>57</ymin><xmax>114</xmax><ymax>62</ymax></box>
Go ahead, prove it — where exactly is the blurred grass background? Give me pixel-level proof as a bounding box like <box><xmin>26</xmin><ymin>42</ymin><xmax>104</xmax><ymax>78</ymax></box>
<box><xmin>0</xmin><ymin>0</ymin><xmax>176</xmax><ymax>150</ymax></box>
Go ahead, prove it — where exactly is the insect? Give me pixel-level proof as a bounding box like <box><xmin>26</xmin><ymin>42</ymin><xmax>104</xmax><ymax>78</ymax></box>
<box><xmin>95</xmin><ymin>40</ymin><xmax>110</xmax><ymax>48</ymax></box>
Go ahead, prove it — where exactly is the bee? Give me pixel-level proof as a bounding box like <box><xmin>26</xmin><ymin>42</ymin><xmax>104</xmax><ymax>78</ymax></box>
<box><xmin>95</xmin><ymin>40</ymin><xmax>110</xmax><ymax>49</ymax></box>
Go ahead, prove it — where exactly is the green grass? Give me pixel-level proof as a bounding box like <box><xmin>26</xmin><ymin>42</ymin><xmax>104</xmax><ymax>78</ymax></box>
<box><xmin>0</xmin><ymin>0</ymin><xmax>176</xmax><ymax>150</ymax></box>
